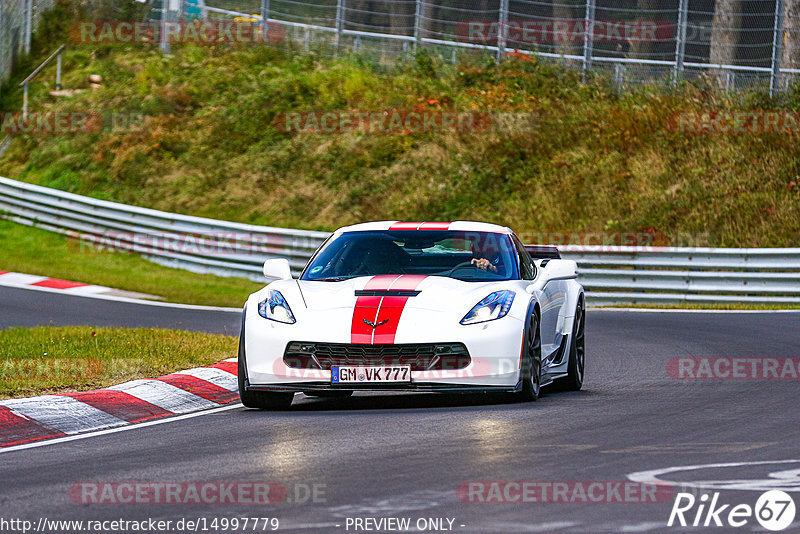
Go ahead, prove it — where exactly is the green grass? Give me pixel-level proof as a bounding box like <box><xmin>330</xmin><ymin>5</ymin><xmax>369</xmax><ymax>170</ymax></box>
<box><xmin>0</xmin><ymin>220</ymin><xmax>262</xmax><ymax>307</ymax></box>
<box><xmin>0</xmin><ymin>326</ymin><xmax>237</xmax><ymax>399</ymax></box>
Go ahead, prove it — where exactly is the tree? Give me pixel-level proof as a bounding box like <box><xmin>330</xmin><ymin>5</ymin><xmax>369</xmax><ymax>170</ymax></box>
<box><xmin>709</xmin><ymin>0</ymin><xmax>740</xmax><ymax>85</ymax></box>
<box><xmin>782</xmin><ymin>0</ymin><xmax>800</xmax><ymax>71</ymax></box>
<box><xmin>552</xmin><ymin>0</ymin><xmax>579</xmax><ymax>57</ymax></box>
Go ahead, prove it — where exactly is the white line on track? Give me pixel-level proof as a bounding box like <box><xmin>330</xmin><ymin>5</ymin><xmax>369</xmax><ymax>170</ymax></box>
<box><xmin>588</xmin><ymin>307</ymin><xmax>800</xmax><ymax>314</ymax></box>
<box><xmin>0</xmin><ymin>403</ymin><xmax>244</xmax><ymax>455</ymax></box>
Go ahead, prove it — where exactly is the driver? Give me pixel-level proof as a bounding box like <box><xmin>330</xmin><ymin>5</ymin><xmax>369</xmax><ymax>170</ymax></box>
<box><xmin>470</xmin><ymin>244</ymin><xmax>501</xmax><ymax>273</ymax></box>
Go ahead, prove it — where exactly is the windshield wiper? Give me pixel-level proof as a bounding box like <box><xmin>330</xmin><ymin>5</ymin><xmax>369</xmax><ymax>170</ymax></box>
<box><xmin>312</xmin><ymin>276</ymin><xmax>353</xmax><ymax>282</ymax></box>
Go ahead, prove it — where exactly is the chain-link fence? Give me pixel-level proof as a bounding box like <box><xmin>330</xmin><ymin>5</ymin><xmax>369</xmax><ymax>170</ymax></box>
<box><xmin>3</xmin><ymin>0</ymin><xmax>800</xmax><ymax>92</ymax></box>
<box><xmin>0</xmin><ymin>0</ymin><xmax>56</xmax><ymax>84</ymax></box>
<box><xmin>186</xmin><ymin>0</ymin><xmax>800</xmax><ymax>92</ymax></box>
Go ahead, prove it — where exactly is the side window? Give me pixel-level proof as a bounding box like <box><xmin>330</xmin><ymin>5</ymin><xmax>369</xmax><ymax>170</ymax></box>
<box><xmin>512</xmin><ymin>236</ymin><xmax>535</xmax><ymax>280</ymax></box>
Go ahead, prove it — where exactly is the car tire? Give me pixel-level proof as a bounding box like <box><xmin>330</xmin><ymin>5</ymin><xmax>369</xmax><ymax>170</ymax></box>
<box><xmin>237</xmin><ymin>324</ymin><xmax>294</xmax><ymax>410</ymax></box>
<box><xmin>560</xmin><ymin>297</ymin><xmax>585</xmax><ymax>391</ymax></box>
<box><xmin>518</xmin><ymin>311</ymin><xmax>542</xmax><ymax>402</ymax></box>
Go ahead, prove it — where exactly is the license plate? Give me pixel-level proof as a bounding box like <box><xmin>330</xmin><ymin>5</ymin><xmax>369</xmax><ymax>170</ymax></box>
<box><xmin>331</xmin><ymin>365</ymin><xmax>411</xmax><ymax>383</ymax></box>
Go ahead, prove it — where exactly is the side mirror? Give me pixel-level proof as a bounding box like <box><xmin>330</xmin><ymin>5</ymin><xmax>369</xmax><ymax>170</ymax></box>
<box><xmin>263</xmin><ymin>258</ymin><xmax>292</xmax><ymax>280</ymax></box>
<box><xmin>542</xmin><ymin>259</ymin><xmax>578</xmax><ymax>282</ymax></box>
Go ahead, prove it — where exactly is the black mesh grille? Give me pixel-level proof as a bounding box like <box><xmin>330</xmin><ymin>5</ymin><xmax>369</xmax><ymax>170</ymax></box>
<box><xmin>283</xmin><ymin>342</ymin><xmax>471</xmax><ymax>371</ymax></box>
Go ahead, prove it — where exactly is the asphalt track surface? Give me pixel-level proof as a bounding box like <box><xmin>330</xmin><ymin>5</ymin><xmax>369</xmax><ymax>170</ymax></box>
<box><xmin>2</xmin><ymin>286</ymin><xmax>800</xmax><ymax>533</ymax></box>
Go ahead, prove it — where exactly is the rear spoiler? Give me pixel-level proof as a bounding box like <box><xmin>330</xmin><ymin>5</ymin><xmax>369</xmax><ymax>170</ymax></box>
<box><xmin>524</xmin><ymin>244</ymin><xmax>561</xmax><ymax>260</ymax></box>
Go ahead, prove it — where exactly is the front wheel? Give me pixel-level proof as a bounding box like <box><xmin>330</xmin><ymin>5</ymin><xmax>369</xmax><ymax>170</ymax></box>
<box><xmin>237</xmin><ymin>329</ymin><xmax>294</xmax><ymax>410</ymax></box>
<box><xmin>518</xmin><ymin>311</ymin><xmax>542</xmax><ymax>402</ymax></box>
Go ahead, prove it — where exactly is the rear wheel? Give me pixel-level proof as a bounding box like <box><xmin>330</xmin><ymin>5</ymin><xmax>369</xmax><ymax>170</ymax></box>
<box><xmin>237</xmin><ymin>327</ymin><xmax>294</xmax><ymax>410</ymax></box>
<box><xmin>561</xmin><ymin>297</ymin><xmax>585</xmax><ymax>391</ymax></box>
<box><xmin>518</xmin><ymin>311</ymin><xmax>542</xmax><ymax>402</ymax></box>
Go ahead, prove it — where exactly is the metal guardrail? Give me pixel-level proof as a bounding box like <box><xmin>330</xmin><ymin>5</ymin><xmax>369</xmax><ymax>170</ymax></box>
<box><xmin>0</xmin><ymin>176</ymin><xmax>328</xmax><ymax>280</ymax></box>
<box><xmin>1</xmin><ymin>176</ymin><xmax>799</xmax><ymax>306</ymax></box>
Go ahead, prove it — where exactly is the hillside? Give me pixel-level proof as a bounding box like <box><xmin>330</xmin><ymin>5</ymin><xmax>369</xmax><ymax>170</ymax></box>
<box><xmin>2</xmin><ymin>3</ymin><xmax>799</xmax><ymax>247</ymax></box>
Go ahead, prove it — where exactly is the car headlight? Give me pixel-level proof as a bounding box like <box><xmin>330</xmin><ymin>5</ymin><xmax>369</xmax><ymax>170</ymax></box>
<box><xmin>460</xmin><ymin>290</ymin><xmax>515</xmax><ymax>325</ymax></box>
<box><xmin>258</xmin><ymin>290</ymin><xmax>296</xmax><ymax>324</ymax></box>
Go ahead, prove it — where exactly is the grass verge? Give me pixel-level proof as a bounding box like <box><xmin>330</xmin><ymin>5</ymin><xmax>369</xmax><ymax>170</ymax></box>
<box><xmin>0</xmin><ymin>326</ymin><xmax>238</xmax><ymax>399</ymax></box>
<box><xmin>598</xmin><ymin>302</ymin><xmax>800</xmax><ymax>311</ymax></box>
<box><xmin>0</xmin><ymin>220</ymin><xmax>262</xmax><ymax>307</ymax></box>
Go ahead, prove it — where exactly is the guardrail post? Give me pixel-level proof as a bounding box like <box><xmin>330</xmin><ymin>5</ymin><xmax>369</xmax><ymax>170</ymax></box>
<box><xmin>497</xmin><ymin>0</ymin><xmax>509</xmax><ymax>62</ymax></box>
<box><xmin>413</xmin><ymin>0</ymin><xmax>422</xmax><ymax>51</ymax></box>
<box><xmin>260</xmin><ymin>0</ymin><xmax>270</xmax><ymax>42</ymax></box>
<box><xmin>55</xmin><ymin>49</ymin><xmax>62</xmax><ymax>90</ymax></box>
<box><xmin>770</xmin><ymin>0</ymin><xmax>785</xmax><ymax>97</ymax></box>
<box><xmin>335</xmin><ymin>0</ymin><xmax>345</xmax><ymax>51</ymax></box>
<box><xmin>673</xmin><ymin>0</ymin><xmax>688</xmax><ymax>86</ymax></box>
<box><xmin>582</xmin><ymin>0</ymin><xmax>596</xmax><ymax>80</ymax></box>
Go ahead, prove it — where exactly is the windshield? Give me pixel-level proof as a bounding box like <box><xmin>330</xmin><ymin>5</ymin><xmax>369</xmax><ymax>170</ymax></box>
<box><xmin>301</xmin><ymin>230</ymin><xmax>520</xmax><ymax>282</ymax></box>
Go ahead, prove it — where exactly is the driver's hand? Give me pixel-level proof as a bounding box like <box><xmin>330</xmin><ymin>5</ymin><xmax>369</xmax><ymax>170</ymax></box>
<box><xmin>471</xmin><ymin>258</ymin><xmax>497</xmax><ymax>273</ymax></box>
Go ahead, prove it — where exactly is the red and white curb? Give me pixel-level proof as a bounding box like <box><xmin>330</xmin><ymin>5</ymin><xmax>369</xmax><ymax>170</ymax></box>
<box><xmin>0</xmin><ymin>271</ymin><xmax>126</xmax><ymax>296</ymax></box>
<box><xmin>0</xmin><ymin>358</ymin><xmax>239</xmax><ymax>448</ymax></box>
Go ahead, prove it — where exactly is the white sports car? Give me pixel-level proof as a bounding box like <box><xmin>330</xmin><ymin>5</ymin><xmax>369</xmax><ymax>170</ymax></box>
<box><xmin>238</xmin><ymin>221</ymin><xmax>585</xmax><ymax>409</ymax></box>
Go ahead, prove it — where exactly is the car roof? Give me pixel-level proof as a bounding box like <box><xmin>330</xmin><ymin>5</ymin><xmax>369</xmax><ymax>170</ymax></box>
<box><xmin>335</xmin><ymin>221</ymin><xmax>513</xmax><ymax>235</ymax></box>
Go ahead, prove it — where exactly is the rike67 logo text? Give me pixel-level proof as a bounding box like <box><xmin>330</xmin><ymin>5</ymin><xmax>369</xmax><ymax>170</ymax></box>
<box><xmin>668</xmin><ymin>490</ymin><xmax>796</xmax><ymax>531</ymax></box>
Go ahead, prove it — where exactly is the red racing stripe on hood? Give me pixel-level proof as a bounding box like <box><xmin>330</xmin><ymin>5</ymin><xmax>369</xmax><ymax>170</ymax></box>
<box><xmin>350</xmin><ymin>275</ymin><xmax>427</xmax><ymax>345</ymax></box>
<box><xmin>351</xmin><ymin>275</ymin><xmax>402</xmax><ymax>344</ymax></box>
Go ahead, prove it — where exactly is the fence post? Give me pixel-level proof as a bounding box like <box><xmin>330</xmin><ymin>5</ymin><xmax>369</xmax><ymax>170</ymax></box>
<box><xmin>260</xmin><ymin>0</ymin><xmax>270</xmax><ymax>42</ymax></box>
<box><xmin>770</xmin><ymin>0</ymin><xmax>785</xmax><ymax>97</ymax></box>
<box><xmin>674</xmin><ymin>0</ymin><xmax>688</xmax><ymax>86</ymax></box>
<box><xmin>55</xmin><ymin>49</ymin><xmax>62</xmax><ymax>90</ymax></box>
<box><xmin>582</xmin><ymin>0</ymin><xmax>595</xmax><ymax>78</ymax></box>
<box><xmin>497</xmin><ymin>0</ymin><xmax>509</xmax><ymax>61</ymax></box>
<box><xmin>159</xmin><ymin>0</ymin><xmax>171</xmax><ymax>54</ymax></box>
<box><xmin>413</xmin><ymin>0</ymin><xmax>422</xmax><ymax>51</ymax></box>
<box><xmin>22</xmin><ymin>83</ymin><xmax>29</xmax><ymax>121</ymax></box>
<box><xmin>335</xmin><ymin>0</ymin><xmax>345</xmax><ymax>50</ymax></box>
<box><xmin>0</xmin><ymin>4</ymin><xmax>5</xmax><ymax>93</ymax></box>
<box><xmin>24</xmin><ymin>0</ymin><xmax>32</xmax><ymax>55</ymax></box>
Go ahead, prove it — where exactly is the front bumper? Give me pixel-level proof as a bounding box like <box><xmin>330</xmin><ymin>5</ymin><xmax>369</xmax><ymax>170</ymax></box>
<box><xmin>245</xmin><ymin>382</ymin><xmax>520</xmax><ymax>394</ymax></box>
<box><xmin>243</xmin><ymin>303</ymin><xmax>526</xmax><ymax>391</ymax></box>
